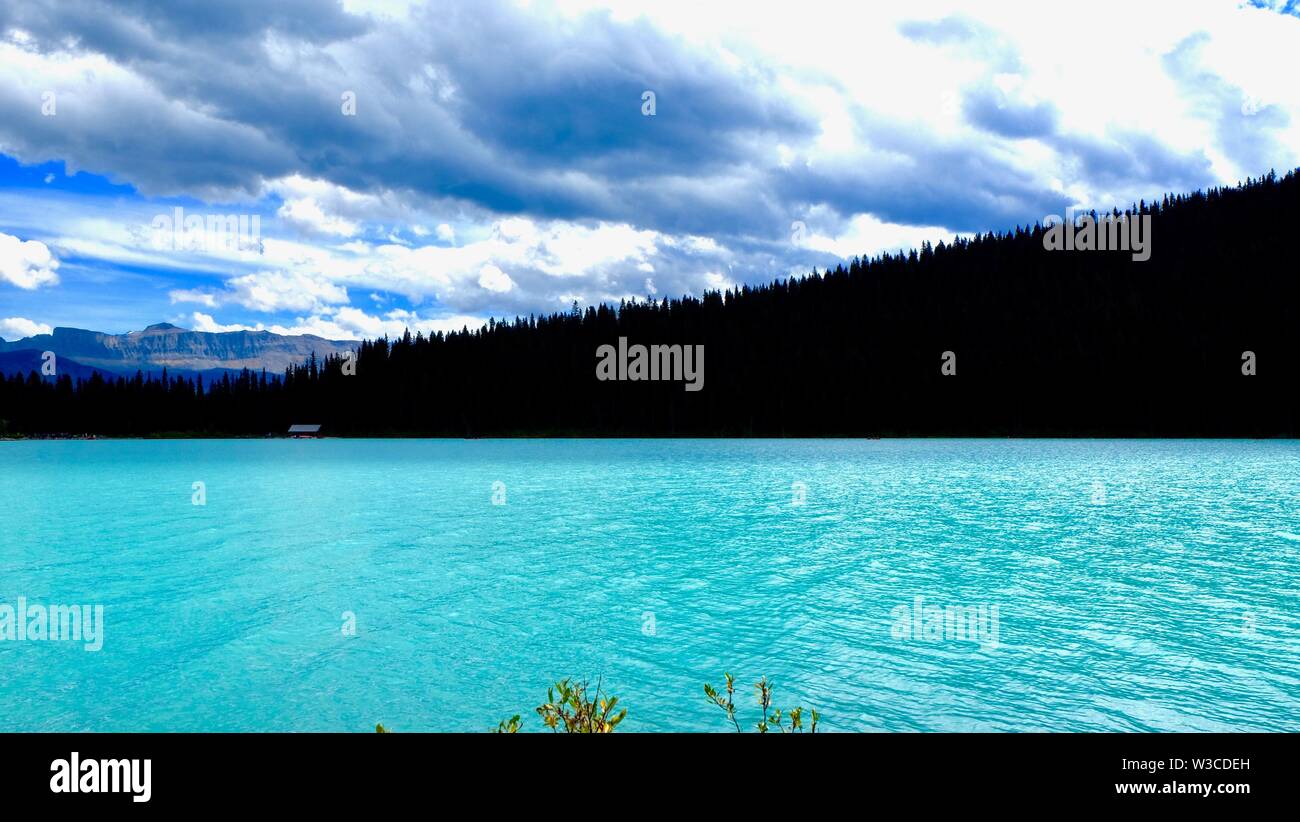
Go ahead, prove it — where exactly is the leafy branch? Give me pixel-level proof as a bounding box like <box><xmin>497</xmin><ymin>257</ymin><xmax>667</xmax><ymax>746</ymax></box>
<box><xmin>535</xmin><ymin>677</ymin><xmax>627</xmax><ymax>733</ymax></box>
<box><xmin>705</xmin><ymin>673</ymin><xmax>819</xmax><ymax>733</ymax></box>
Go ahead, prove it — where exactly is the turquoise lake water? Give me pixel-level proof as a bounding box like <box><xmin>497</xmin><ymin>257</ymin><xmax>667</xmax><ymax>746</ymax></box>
<box><xmin>0</xmin><ymin>439</ymin><xmax>1297</xmax><ymax>732</ymax></box>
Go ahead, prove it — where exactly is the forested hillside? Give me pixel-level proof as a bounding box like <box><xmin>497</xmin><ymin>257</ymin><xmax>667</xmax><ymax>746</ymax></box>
<box><xmin>3</xmin><ymin>170</ymin><xmax>1296</xmax><ymax>437</ymax></box>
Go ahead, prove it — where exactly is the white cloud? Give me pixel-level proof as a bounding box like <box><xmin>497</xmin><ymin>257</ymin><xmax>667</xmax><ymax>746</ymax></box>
<box><xmin>189</xmin><ymin>312</ymin><xmax>257</xmax><ymax>333</ymax></box>
<box><xmin>703</xmin><ymin>271</ymin><xmax>735</xmax><ymax>292</ymax></box>
<box><xmin>1</xmin><ymin>180</ymin><xmax>737</xmax><ymax>321</ymax></box>
<box><xmin>341</xmin><ymin>0</ymin><xmax>421</xmax><ymax>19</ymax></box>
<box><xmin>227</xmin><ymin>270</ymin><xmax>349</xmax><ymax>312</ymax></box>
<box><xmin>277</xmin><ymin>197</ymin><xmax>359</xmax><ymax>237</ymax></box>
<box><xmin>190</xmin><ymin>305</ymin><xmax>489</xmax><ymax>341</ymax></box>
<box><xmin>0</xmin><ymin>316</ymin><xmax>52</xmax><ymax>339</ymax></box>
<box><xmin>477</xmin><ymin>263</ymin><xmax>515</xmax><ymax>293</ymax></box>
<box><xmin>266</xmin><ymin>307</ymin><xmax>488</xmax><ymax>340</ymax></box>
<box><xmin>300</xmin><ymin>217</ymin><xmax>666</xmax><ymax>309</ymax></box>
<box><xmin>0</xmin><ymin>232</ymin><xmax>60</xmax><ymax>289</ymax></box>
<box><xmin>172</xmin><ymin>270</ymin><xmax>349</xmax><ymax>313</ymax></box>
<box><xmin>802</xmin><ymin>211</ymin><xmax>961</xmax><ymax>258</ymax></box>
<box><xmin>168</xmin><ymin>288</ymin><xmax>219</xmax><ymax>308</ymax></box>
<box><xmin>262</xmin><ymin>175</ymin><xmax>433</xmax><ymax>240</ymax></box>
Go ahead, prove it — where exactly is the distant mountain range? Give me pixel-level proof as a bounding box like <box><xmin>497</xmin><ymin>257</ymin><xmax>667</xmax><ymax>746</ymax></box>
<box><xmin>0</xmin><ymin>323</ymin><xmax>356</xmax><ymax>382</ymax></box>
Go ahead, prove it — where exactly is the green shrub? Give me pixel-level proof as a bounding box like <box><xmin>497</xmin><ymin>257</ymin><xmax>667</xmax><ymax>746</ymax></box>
<box><xmin>534</xmin><ymin>677</ymin><xmax>626</xmax><ymax>733</ymax></box>
<box><xmin>377</xmin><ymin>672</ymin><xmax>820</xmax><ymax>732</ymax></box>
<box><xmin>705</xmin><ymin>673</ymin><xmax>819</xmax><ymax>733</ymax></box>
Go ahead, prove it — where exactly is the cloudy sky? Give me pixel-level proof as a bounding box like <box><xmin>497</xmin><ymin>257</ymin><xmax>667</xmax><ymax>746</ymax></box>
<box><xmin>0</xmin><ymin>0</ymin><xmax>1297</xmax><ymax>341</ymax></box>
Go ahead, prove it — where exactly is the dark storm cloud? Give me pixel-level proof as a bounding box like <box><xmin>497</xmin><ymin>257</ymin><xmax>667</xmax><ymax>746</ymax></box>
<box><xmin>1051</xmin><ymin>130</ymin><xmax>1215</xmax><ymax>195</ymax></box>
<box><xmin>403</xmin><ymin>3</ymin><xmax>812</xmax><ymax>176</ymax></box>
<box><xmin>0</xmin><ymin>0</ymin><xmax>817</xmax><ymax>233</ymax></box>
<box><xmin>957</xmin><ymin>83</ymin><xmax>1213</xmax><ymax>195</ymax></box>
<box><xmin>962</xmin><ymin>88</ymin><xmax>1058</xmax><ymax>139</ymax></box>
<box><xmin>771</xmin><ymin>110</ymin><xmax>1071</xmax><ymax>234</ymax></box>
<box><xmin>0</xmin><ymin>0</ymin><xmax>1276</xmax><ymax>260</ymax></box>
<box><xmin>0</xmin><ymin>0</ymin><xmax>368</xmax><ymax>53</ymax></box>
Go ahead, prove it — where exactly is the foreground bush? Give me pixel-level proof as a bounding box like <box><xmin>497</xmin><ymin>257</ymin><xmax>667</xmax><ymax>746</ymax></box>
<box><xmin>704</xmin><ymin>673</ymin><xmax>819</xmax><ymax>733</ymax></box>
<box><xmin>376</xmin><ymin>672</ymin><xmax>819</xmax><ymax>732</ymax></box>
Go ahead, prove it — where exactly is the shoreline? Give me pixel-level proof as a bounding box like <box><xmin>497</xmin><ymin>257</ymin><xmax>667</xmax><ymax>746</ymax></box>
<box><xmin>2</xmin><ymin>434</ymin><xmax>1296</xmax><ymax>441</ymax></box>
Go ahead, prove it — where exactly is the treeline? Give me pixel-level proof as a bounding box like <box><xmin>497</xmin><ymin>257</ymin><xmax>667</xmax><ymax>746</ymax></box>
<box><xmin>2</xmin><ymin>170</ymin><xmax>1298</xmax><ymax>437</ymax></box>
